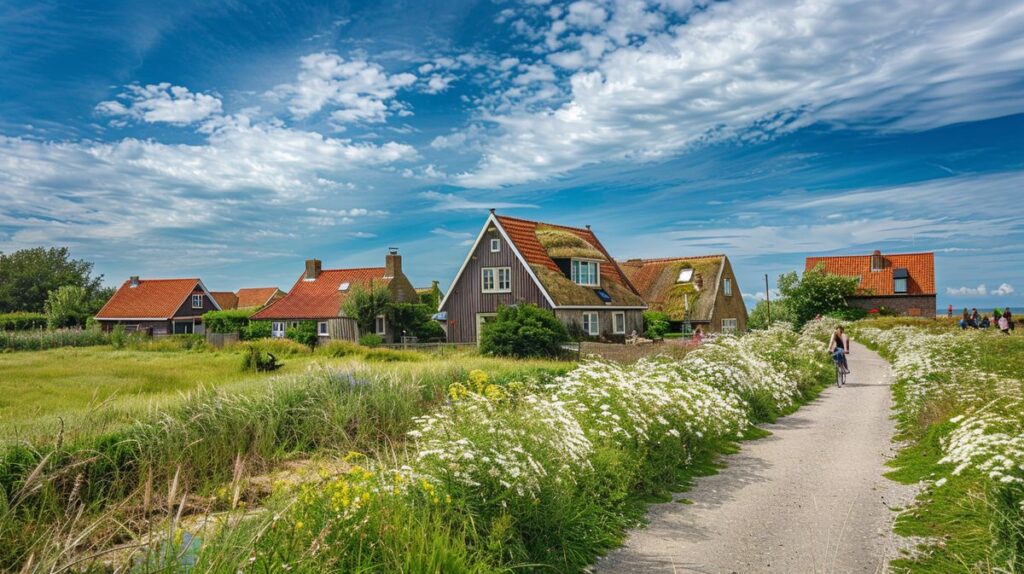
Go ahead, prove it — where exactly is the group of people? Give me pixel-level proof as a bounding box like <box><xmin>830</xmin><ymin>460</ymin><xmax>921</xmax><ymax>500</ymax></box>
<box><xmin>951</xmin><ymin>305</ymin><xmax>1015</xmax><ymax>333</ymax></box>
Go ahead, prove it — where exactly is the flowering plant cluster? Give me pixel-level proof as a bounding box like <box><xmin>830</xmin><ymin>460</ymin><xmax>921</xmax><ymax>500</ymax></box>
<box><xmin>232</xmin><ymin>323</ymin><xmax>832</xmax><ymax>571</ymax></box>
<box><xmin>859</xmin><ymin>326</ymin><xmax>1024</xmax><ymax>497</ymax></box>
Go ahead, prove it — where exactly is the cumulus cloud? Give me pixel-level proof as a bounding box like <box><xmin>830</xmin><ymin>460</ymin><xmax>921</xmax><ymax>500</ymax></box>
<box><xmin>268</xmin><ymin>52</ymin><xmax>417</xmax><ymax>122</ymax></box>
<box><xmin>945</xmin><ymin>283</ymin><xmax>1014</xmax><ymax>297</ymax></box>
<box><xmin>96</xmin><ymin>83</ymin><xmax>222</xmax><ymax>125</ymax></box>
<box><xmin>460</xmin><ymin>0</ymin><xmax>1024</xmax><ymax>187</ymax></box>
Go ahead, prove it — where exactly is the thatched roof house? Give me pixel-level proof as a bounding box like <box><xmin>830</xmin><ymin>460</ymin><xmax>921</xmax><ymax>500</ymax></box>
<box><xmin>618</xmin><ymin>255</ymin><xmax>748</xmax><ymax>333</ymax></box>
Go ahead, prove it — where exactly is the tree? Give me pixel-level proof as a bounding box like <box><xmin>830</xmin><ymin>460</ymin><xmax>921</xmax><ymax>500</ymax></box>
<box><xmin>480</xmin><ymin>304</ymin><xmax>570</xmax><ymax>358</ymax></box>
<box><xmin>388</xmin><ymin>302</ymin><xmax>446</xmax><ymax>342</ymax></box>
<box><xmin>342</xmin><ymin>285</ymin><xmax>392</xmax><ymax>335</ymax></box>
<box><xmin>44</xmin><ymin>285</ymin><xmax>95</xmax><ymax>328</ymax></box>
<box><xmin>777</xmin><ymin>263</ymin><xmax>860</xmax><ymax>326</ymax></box>
<box><xmin>0</xmin><ymin>247</ymin><xmax>104</xmax><ymax>313</ymax></box>
<box><xmin>747</xmin><ymin>298</ymin><xmax>798</xmax><ymax>330</ymax></box>
<box><xmin>643</xmin><ymin>311</ymin><xmax>670</xmax><ymax>339</ymax></box>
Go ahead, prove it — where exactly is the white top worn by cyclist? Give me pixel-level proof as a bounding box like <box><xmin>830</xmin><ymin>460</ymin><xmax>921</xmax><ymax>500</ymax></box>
<box><xmin>828</xmin><ymin>327</ymin><xmax>851</xmax><ymax>373</ymax></box>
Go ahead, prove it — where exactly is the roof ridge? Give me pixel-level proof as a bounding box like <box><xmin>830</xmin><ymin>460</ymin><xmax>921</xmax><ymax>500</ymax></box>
<box><xmin>495</xmin><ymin>213</ymin><xmax>594</xmax><ymax>235</ymax></box>
<box><xmin>121</xmin><ymin>277</ymin><xmax>201</xmax><ymax>282</ymax></box>
<box><xmin>807</xmin><ymin>251</ymin><xmax>935</xmax><ymax>259</ymax></box>
<box><xmin>320</xmin><ymin>266</ymin><xmax>387</xmax><ymax>273</ymax></box>
<box><xmin>619</xmin><ymin>254</ymin><xmax>725</xmax><ymax>264</ymax></box>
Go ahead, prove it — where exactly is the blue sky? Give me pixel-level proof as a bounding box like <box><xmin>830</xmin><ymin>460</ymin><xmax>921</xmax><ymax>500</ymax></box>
<box><xmin>1</xmin><ymin>0</ymin><xmax>1022</xmax><ymax>311</ymax></box>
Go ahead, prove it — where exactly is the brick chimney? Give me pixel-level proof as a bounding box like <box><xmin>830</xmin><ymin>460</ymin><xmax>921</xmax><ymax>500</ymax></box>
<box><xmin>870</xmin><ymin>250</ymin><xmax>885</xmax><ymax>272</ymax></box>
<box><xmin>129</xmin><ymin>275</ymin><xmax>140</xmax><ymax>288</ymax></box>
<box><xmin>385</xmin><ymin>247</ymin><xmax>401</xmax><ymax>279</ymax></box>
<box><xmin>304</xmin><ymin>259</ymin><xmax>322</xmax><ymax>281</ymax></box>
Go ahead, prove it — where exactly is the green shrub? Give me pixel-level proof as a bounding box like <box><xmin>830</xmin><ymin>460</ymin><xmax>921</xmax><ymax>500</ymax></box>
<box><xmin>342</xmin><ymin>286</ymin><xmax>392</xmax><ymax>335</ymax></box>
<box><xmin>643</xmin><ymin>311</ymin><xmax>670</xmax><ymax>339</ymax></box>
<box><xmin>129</xmin><ymin>334</ymin><xmax>209</xmax><ymax>352</ymax></box>
<box><xmin>0</xmin><ymin>312</ymin><xmax>47</xmax><ymax>331</ymax></box>
<box><xmin>243</xmin><ymin>320</ymin><xmax>272</xmax><ymax>340</ymax></box>
<box><xmin>480</xmin><ymin>303</ymin><xmax>570</xmax><ymax>358</ymax></box>
<box><xmin>748</xmin><ymin>298</ymin><xmax>798</xmax><ymax>330</ymax></box>
<box><xmin>43</xmin><ymin>285</ymin><xmax>94</xmax><ymax>329</ymax></box>
<box><xmin>825</xmin><ymin>307</ymin><xmax>868</xmax><ymax>321</ymax></box>
<box><xmin>389</xmin><ymin>302</ymin><xmax>447</xmax><ymax>342</ymax></box>
<box><xmin>359</xmin><ymin>333</ymin><xmax>384</xmax><ymax>347</ymax></box>
<box><xmin>286</xmin><ymin>321</ymin><xmax>319</xmax><ymax>348</ymax></box>
<box><xmin>202</xmin><ymin>309</ymin><xmax>255</xmax><ymax>334</ymax></box>
<box><xmin>239</xmin><ymin>344</ymin><xmax>282</xmax><ymax>372</ymax></box>
<box><xmin>777</xmin><ymin>264</ymin><xmax>860</xmax><ymax>326</ymax></box>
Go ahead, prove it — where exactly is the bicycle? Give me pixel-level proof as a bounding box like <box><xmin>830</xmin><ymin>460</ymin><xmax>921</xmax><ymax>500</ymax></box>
<box><xmin>832</xmin><ymin>349</ymin><xmax>848</xmax><ymax>388</ymax></box>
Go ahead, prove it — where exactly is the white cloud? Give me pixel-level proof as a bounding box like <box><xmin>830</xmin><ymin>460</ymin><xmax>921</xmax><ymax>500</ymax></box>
<box><xmin>944</xmin><ymin>283</ymin><xmax>1013</xmax><ymax>297</ymax></box>
<box><xmin>96</xmin><ymin>83</ymin><xmax>222</xmax><ymax>125</ymax></box>
<box><xmin>419</xmin><ymin>191</ymin><xmax>539</xmax><ymax>211</ymax></box>
<box><xmin>423</xmin><ymin>74</ymin><xmax>457</xmax><ymax>94</ymax></box>
<box><xmin>742</xmin><ymin>289</ymin><xmax>781</xmax><ymax>301</ymax></box>
<box><xmin>460</xmin><ymin>0</ymin><xmax>1024</xmax><ymax>187</ymax></box>
<box><xmin>268</xmin><ymin>52</ymin><xmax>417</xmax><ymax>122</ymax></box>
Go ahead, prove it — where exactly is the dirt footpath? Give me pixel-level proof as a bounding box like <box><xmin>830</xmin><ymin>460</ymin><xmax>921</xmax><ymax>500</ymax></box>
<box><xmin>594</xmin><ymin>341</ymin><xmax>916</xmax><ymax>574</ymax></box>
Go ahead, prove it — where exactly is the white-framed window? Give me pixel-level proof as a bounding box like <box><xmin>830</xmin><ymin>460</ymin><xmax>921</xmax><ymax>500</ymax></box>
<box><xmin>191</xmin><ymin>294</ymin><xmax>203</xmax><ymax>309</ymax></box>
<box><xmin>490</xmin><ymin>238</ymin><xmax>501</xmax><ymax>252</ymax></box>
<box><xmin>722</xmin><ymin>318</ymin><xmax>738</xmax><ymax>333</ymax></box>
<box><xmin>612</xmin><ymin>311</ymin><xmax>626</xmax><ymax>334</ymax></box>
<box><xmin>272</xmin><ymin>322</ymin><xmax>285</xmax><ymax>338</ymax></box>
<box><xmin>571</xmin><ymin>259</ymin><xmax>600</xmax><ymax>287</ymax></box>
<box><xmin>317</xmin><ymin>321</ymin><xmax>329</xmax><ymax>336</ymax></box>
<box><xmin>894</xmin><ymin>278</ymin><xmax>908</xmax><ymax>293</ymax></box>
<box><xmin>481</xmin><ymin>267</ymin><xmax>512</xmax><ymax>293</ymax></box>
<box><xmin>375</xmin><ymin>315</ymin><xmax>387</xmax><ymax>335</ymax></box>
<box><xmin>723</xmin><ymin>278</ymin><xmax>732</xmax><ymax>296</ymax></box>
<box><xmin>582</xmin><ymin>312</ymin><xmax>599</xmax><ymax>336</ymax></box>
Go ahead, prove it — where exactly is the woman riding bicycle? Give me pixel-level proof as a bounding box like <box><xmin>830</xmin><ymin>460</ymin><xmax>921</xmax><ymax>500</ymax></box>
<box><xmin>828</xmin><ymin>325</ymin><xmax>850</xmax><ymax>375</ymax></box>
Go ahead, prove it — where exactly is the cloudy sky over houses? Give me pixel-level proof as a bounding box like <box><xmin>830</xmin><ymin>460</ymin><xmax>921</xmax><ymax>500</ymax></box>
<box><xmin>1</xmin><ymin>0</ymin><xmax>1021</xmax><ymax>308</ymax></box>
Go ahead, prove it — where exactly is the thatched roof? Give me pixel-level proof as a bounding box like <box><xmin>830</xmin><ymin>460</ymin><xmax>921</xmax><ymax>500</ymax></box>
<box><xmin>534</xmin><ymin>227</ymin><xmax>607</xmax><ymax>261</ymax></box>
<box><xmin>531</xmin><ymin>265</ymin><xmax>647</xmax><ymax>307</ymax></box>
<box><xmin>618</xmin><ymin>256</ymin><xmax>725</xmax><ymax>321</ymax></box>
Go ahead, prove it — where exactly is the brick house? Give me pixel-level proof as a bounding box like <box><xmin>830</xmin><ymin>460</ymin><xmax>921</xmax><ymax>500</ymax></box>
<box><xmin>251</xmin><ymin>249</ymin><xmax>417</xmax><ymax>343</ymax></box>
<box><xmin>618</xmin><ymin>255</ymin><xmax>749</xmax><ymax>333</ymax></box>
<box><xmin>439</xmin><ymin>211</ymin><xmax>647</xmax><ymax>343</ymax></box>
<box><xmin>805</xmin><ymin>250</ymin><xmax>936</xmax><ymax>317</ymax></box>
<box><xmin>95</xmin><ymin>277</ymin><xmax>221</xmax><ymax>335</ymax></box>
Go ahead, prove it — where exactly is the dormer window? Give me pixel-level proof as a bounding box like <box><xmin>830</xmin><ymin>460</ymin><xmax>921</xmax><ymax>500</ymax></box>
<box><xmin>893</xmin><ymin>268</ymin><xmax>909</xmax><ymax>293</ymax></box>
<box><xmin>571</xmin><ymin>259</ymin><xmax>600</xmax><ymax>287</ymax></box>
<box><xmin>677</xmin><ymin>268</ymin><xmax>694</xmax><ymax>283</ymax></box>
<box><xmin>191</xmin><ymin>294</ymin><xmax>203</xmax><ymax>309</ymax></box>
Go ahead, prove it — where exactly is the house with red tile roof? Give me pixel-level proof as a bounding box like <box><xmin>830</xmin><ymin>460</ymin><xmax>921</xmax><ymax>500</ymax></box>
<box><xmin>95</xmin><ymin>277</ymin><xmax>221</xmax><ymax>335</ymax></box>
<box><xmin>439</xmin><ymin>211</ymin><xmax>647</xmax><ymax>343</ymax></box>
<box><xmin>618</xmin><ymin>254</ymin><xmax>748</xmax><ymax>333</ymax></box>
<box><xmin>251</xmin><ymin>249</ymin><xmax>417</xmax><ymax>342</ymax></box>
<box><xmin>210</xmin><ymin>291</ymin><xmax>239</xmax><ymax>310</ymax></box>
<box><xmin>805</xmin><ymin>250</ymin><xmax>936</xmax><ymax>317</ymax></box>
<box><xmin>236</xmin><ymin>287</ymin><xmax>286</xmax><ymax>309</ymax></box>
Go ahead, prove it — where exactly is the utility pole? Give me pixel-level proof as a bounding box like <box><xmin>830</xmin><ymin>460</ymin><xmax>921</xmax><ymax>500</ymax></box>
<box><xmin>765</xmin><ymin>273</ymin><xmax>772</xmax><ymax>326</ymax></box>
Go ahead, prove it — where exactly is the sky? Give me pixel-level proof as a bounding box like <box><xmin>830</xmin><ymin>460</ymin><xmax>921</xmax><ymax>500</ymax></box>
<box><xmin>1</xmin><ymin>0</ymin><xmax>1022</xmax><ymax>311</ymax></box>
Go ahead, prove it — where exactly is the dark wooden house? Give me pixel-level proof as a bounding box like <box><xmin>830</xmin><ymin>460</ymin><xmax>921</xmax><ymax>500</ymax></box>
<box><xmin>439</xmin><ymin>211</ymin><xmax>647</xmax><ymax>343</ymax></box>
<box><xmin>95</xmin><ymin>277</ymin><xmax>221</xmax><ymax>335</ymax></box>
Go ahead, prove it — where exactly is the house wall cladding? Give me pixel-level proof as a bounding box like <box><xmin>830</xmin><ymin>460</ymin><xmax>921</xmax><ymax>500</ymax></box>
<box><xmin>846</xmin><ymin>294</ymin><xmax>937</xmax><ymax>317</ymax></box>
<box><xmin>325</xmin><ymin>317</ymin><xmax>360</xmax><ymax>342</ymax></box>
<box><xmin>442</xmin><ymin>227</ymin><xmax>553</xmax><ymax>343</ymax></box>
<box><xmin>710</xmin><ymin>259</ymin><xmax>749</xmax><ymax>332</ymax></box>
<box><xmin>554</xmin><ymin>309</ymin><xmax>644</xmax><ymax>339</ymax></box>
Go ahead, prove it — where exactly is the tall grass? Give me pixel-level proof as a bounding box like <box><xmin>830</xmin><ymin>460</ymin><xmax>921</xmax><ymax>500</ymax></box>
<box><xmin>0</xmin><ymin>359</ymin><xmax>568</xmax><ymax>571</ymax></box>
<box><xmin>0</xmin><ymin>328</ymin><xmax>109</xmax><ymax>351</ymax></box>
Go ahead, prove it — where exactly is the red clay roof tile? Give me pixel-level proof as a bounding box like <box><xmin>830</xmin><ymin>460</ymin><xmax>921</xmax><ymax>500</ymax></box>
<box><xmin>805</xmin><ymin>252</ymin><xmax>935</xmax><ymax>295</ymax></box>
<box><xmin>236</xmin><ymin>287</ymin><xmax>284</xmax><ymax>309</ymax></box>
<box><xmin>251</xmin><ymin>268</ymin><xmax>390</xmax><ymax>320</ymax></box>
<box><xmin>96</xmin><ymin>278</ymin><xmax>204</xmax><ymax>319</ymax></box>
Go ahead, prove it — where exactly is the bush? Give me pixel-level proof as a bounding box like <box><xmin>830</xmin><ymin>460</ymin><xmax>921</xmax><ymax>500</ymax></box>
<box><xmin>243</xmin><ymin>320</ymin><xmax>272</xmax><ymax>340</ymax></box>
<box><xmin>286</xmin><ymin>321</ymin><xmax>319</xmax><ymax>348</ymax></box>
<box><xmin>43</xmin><ymin>285</ymin><xmax>95</xmax><ymax>329</ymax></box>
<box><xmin>0</xmin><ymin>312</ymin><xmax>47</xmax><ymax>331</ymax></box>
<box><xmin>643</xmin><ymin>311</ymin><xmax>670</xmax><ymax>339</ymax></box>
<box><xmin>480</xmin><ymin>304</ymin><xmax>570</xmax><ymax>358</ymax></box>
<box><xmin>110</xmin><ymin>324</ymin><xmax>126</xmax><ymax>349</ymax></box>
<box><xmin>359</xmin><ymin>333</ymin><xmax>384</xmax><ymax>347</ymax></box>
<box><xmin>203</xmin><ymin>309</ymin><xmax>254</xmax><ymax>334</ymax></box>
<box><xmin>130</xmin><ymin>334</ymin><xmax>209</xmax><ymax>352</ymax></box>
<box><xmin>318</xmin><ymin>340</ymin><xmax>364</xmax><ymax>357</ymax></box>
<box><xmin>388</xmin><ymin>303</ymin><xmax>447</xmax><ymax>342</ymax></box>
<box><xmin>825</xmin><ymin>307</ymin><xmax>868</xmax><ymax>321</ymax></box>
<box><xmin>777</xmin><ymin>264</ymin><xmax>860</xmax><ymax>326</ymax></box>
<box><xmin>342</xmin><ymin>286</ymin><xmax>392</xmax><ymax>335</ymax></box>
<box><xmin>239</xmin><ymin>344</ymin><xmax>281</xmax><ymax>372</ymax></box>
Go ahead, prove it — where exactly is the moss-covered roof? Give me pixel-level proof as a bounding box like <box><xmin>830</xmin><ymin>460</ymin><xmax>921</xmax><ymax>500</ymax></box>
<box><xmin>618</xmin><ymin>256</ymin><xmax>725</xmax><ymax>321</ymax></box>
<box><xmin>531</xmin><ymin>265</ymin><xmax>647</xmax><ymax>307</ymax></box>
<box><xmin>534</xmin><ymin>227</ymin><xmax>608</xmax><ymax>261</ymax></box>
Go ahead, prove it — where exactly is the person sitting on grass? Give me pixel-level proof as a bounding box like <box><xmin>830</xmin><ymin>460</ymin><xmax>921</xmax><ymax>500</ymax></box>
<box><xmin>999</xmin><ymin>312</ymin><xmax>1011</xmax><ymax>335</ymax></box>
<box><xmin>1005</xmin><ymin>307</ymin><xmax>1014</xmax><ymax>331</ymax></box>
<box><xmin>980</xmin><ymin>315</ymin><xmax>990</xmax><ymax>329</ymax></box>
<box><xmin>960</xmin><ymin>308</ymin><xmax>970</xmax><ymax>330</ymax></box>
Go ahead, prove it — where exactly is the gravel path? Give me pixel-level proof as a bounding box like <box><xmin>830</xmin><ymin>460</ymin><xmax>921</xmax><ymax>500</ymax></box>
<box><xmin>594</xmin><ymin>340</ymin><xmax>916</xmax><ymax>574</ymax></box>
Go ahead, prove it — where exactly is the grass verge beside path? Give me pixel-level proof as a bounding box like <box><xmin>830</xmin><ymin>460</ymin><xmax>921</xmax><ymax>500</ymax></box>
<box><xmin>856</xmin><ymin>319</ymin><xmax>1024</xmax><ymax>573</ymax></box>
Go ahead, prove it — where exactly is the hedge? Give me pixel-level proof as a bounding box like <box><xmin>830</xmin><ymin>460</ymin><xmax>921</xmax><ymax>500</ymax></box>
<box><xmin>0</xmin><ymin>312</ymin><xmax>48</xmax><ymax>331</ymax></box>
